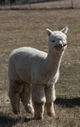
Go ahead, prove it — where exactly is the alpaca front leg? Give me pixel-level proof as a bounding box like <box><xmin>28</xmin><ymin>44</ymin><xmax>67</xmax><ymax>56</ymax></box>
<box><xmin>45</xmin><ymin>85</ymin><xmax>56</xmax><ymax>117</ymax></box>
<box><xmin>32</xmin><ymin>84</ymin><xmax>46</xmax><ymax>120</ymax></box>
<box><xmin>46</xmin><ymin>102</ymin><xmax>55</xmax><ymax>117</ymax></box>
<box><xmin>33</xmin><ymin>102</ymin><xmax>45</xmax><ymax>120</ymax></box>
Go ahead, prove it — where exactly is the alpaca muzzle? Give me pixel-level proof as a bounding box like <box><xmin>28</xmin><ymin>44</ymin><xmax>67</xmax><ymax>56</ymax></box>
<box><xmin>55</xmin><ymin>44</ymin><xmax>67</xmax><ymax>49</ymax></box>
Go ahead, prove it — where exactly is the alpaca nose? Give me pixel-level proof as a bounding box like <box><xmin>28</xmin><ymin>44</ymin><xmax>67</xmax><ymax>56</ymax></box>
<box><xmin>58</xmin><ymin>40</ymin><xmax>63</xmax><ymax>48</ymax></box>
<box><xmin>59</xmin><ymin>43</ymin><xmax>63</xmax><ymax>48</ymax></box>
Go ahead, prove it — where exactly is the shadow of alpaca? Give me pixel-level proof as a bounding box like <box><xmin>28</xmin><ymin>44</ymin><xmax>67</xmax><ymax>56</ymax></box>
<box><xmin>54</xmin><ymin>97</ymin><xmax>80</xmax><ymax>108</ymax></box>
<box><xmin>0</xmin><ymin>112</ymin><xmax>34</xmax><ymax>127</ymax></box>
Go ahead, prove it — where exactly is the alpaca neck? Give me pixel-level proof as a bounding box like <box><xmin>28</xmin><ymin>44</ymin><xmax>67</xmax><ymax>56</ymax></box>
<box><xmin>45</xmin><ymin>49</ymin><xmax>64</xmax><ymax>74</ymax></box>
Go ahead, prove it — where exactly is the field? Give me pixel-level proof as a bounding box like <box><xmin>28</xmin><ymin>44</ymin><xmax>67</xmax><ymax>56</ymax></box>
<box><xmin>0</xmin><ymin>4</ymin><xmax>80</xmax><ymax>127</ymax></box>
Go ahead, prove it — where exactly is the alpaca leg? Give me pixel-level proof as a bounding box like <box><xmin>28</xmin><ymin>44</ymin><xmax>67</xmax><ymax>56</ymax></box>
<box><xmin>8</xmin><ymin>80</ymin><xmax>23</xmax><ymax>114</ymax></box>
<box><xmin>20</xmin><ymin>84</ymin><xmax>34</xmax><ymax>115</ymax></box>
<box><xmin>45</xmin><ymin>102</ymin><xmax>55</xmax><ymax>116</ymax></box>
<box><xmin>33</xmin><ymin>102</ymin><xmax>45</xmax><ymax>120</ymax></box>
<box><xmin>32</xmin><ymin>84</ymin><xmax>46</xmax><ymax>120</ymax></box>
<box><xmin>45</xmin><ymin>85</ymin><xmax>56</xmax><ymax>117</ymax></box>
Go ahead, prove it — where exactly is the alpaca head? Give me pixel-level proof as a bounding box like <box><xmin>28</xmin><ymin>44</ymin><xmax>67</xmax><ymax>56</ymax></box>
<box><xmin>46</xmin><ymin>27</ymin><xmax>68</xmax><ymax>53</ymax></box>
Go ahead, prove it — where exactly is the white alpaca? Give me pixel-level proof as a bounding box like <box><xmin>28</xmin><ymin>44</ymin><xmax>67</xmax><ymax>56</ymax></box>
<box><xmin>8</xmin><ymin>27</ymin><xmax>68</xmax><ymax>120</ymax></box>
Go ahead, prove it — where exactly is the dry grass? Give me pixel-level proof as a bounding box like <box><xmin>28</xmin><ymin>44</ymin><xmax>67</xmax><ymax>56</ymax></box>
<box><xmin>0</xmin><ymin>3</ymin><xmax>80</xmax><ymax>127</ymax></box>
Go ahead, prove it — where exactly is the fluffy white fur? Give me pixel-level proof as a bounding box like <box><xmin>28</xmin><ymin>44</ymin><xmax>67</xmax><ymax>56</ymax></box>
<box><xmin>8</xmin><ymin>27</ymin><xmax>68</xmax><ymax>120</ymax></box>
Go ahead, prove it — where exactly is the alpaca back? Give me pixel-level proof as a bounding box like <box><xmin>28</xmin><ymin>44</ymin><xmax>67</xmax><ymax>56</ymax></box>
<box><xmin>8</xmin><ymin>47</ymin><xmax>47</xmax><ymax>83</ymax></box>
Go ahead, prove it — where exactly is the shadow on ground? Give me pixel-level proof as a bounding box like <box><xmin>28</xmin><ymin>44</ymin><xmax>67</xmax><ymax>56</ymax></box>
<box><xmin>54</xmin><ymin>97</ymin><xmax>80</xmax><ymax>108</ymax></box>
<box><xmin>0</xmin><ymin>97</ymin><xmax>80</xmax><ymax>127</ymax></box>
<box><xmin>0</xmin><ymin>112</ymin><xmax>33</xmax><ymax>127</ymax></box>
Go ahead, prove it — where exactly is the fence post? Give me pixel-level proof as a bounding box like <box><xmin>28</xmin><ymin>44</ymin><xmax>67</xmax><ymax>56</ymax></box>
<box><xmin>71</xmin><ymin>0</ymin><xmax>73</xmax><ymax>8</ymax></box>
<box><xmin>28</xmin><ymin>0</ymin><xmax>31</xmax><ymax>9</ymax></box>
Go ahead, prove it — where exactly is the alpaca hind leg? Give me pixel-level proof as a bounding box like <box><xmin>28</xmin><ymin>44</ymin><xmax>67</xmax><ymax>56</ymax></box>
<box><xmin>20</xmin><ymin>84</ymin><xmax>34</xmax><ymax>115</ymax></box>
<box><xmin>45</xmin><ymin>85</ymin><xmax>56</xmax><ymax>117</ymax></box>
<box><xmin>8</xmin><ymin>80</ymin><xmax>23</xmax><ymax>114</ymax></box>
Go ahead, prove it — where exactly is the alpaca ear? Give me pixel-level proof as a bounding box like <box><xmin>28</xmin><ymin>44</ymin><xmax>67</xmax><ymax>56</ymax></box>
<box><xmin>46</xmin><ymin>28</ymin><xmax>52</xmax><ymax>36</ymax></box>
<box><xmin>61</xmin><ymin>27</ymin><xmax>68</xmax><ymax>34</ymax></box>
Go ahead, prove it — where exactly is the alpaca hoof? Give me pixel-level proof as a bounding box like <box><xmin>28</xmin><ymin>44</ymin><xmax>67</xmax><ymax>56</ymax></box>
<box><xmin>13</xmin><ymin>110</ymin><xmax>20</xmax><ymax>115</ymax></box>
<box><xmin>27</xmin><ymin>108</ymin><xmax>34</xmax><ymax>116</ymax></box>
<box><xmin>48</xmin><ymin>111</ymin><xmax>56</xmax><ymax>117</ymax></box>
<box><xmin>27</xmin><ymin>104</ymin><xmax>34</xmax><ymax>115</ymax></box>
<box><xmin>35</xmin><ymin>115</ymin><xmax>44</xmax><ymax>120</ymax></box>
<box><xmin>30</xmin><ymin>110</ymin><xmax>34</xmax><ymax>116</ymax></box>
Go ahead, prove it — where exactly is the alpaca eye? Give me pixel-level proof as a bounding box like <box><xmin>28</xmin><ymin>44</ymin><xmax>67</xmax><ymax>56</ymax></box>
<box><xmin>52</xmin><ymin>40</ymin><xmax>55</xmax><ymax>43</ymax></box>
